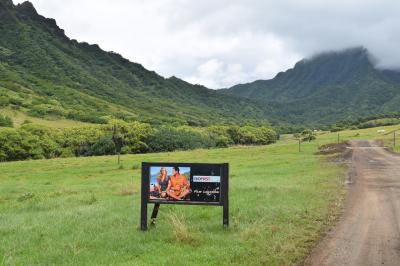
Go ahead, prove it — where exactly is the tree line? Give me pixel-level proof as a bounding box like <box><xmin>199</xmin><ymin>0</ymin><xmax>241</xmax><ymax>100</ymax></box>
<box><xmin>0</xmin><ymin>120</ymin><xmax>277</xmax><ymax>162</ymax></box>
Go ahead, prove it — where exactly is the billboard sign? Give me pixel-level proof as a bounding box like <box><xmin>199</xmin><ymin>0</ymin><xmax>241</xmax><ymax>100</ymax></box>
<box><xmin>140</xmin><ymin>162</ymin><xmax>229</xmax><ymax>230</ymax></box>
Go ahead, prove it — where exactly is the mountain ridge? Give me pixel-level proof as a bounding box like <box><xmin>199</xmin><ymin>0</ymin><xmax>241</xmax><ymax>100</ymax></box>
<box><xmin>0</xmin><ymin>0</ymin><xmax>269</xmax><ymax>126</ymax></box>
<box><xmin>2</xmin><ymin>0</ymin><xmax>400</xmax><ymax>128</ymax></box>
<box><xmin>221</xmin><ymin>47</ymin><xmax>400</xmax><ymax>125</ymax></box>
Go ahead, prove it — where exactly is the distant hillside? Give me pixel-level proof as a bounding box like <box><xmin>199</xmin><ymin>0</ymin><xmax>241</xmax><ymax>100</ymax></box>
<box><xmin>222</xmin><ymin>47</ymin><xmax>400</xmax><ymax>126</ymax></box>
<box><xmin>0</xmin><ymin>0</ymin><xmax>268</xmax><ymax>126</ymax></box>
<box><xmin>3</xmin><ymin>0</ymin><xmax>400</xmax><ymax>129</ymax></box>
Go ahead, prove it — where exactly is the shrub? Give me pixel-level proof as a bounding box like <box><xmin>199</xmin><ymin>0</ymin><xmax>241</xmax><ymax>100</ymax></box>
<box><xmin>0</xmin><ymin>114</ymin><xmax>13</xmax><ymax>127</ymax></box>
<box><xmin>0</xmin><ymin>121</ymin><xmax>277</xmax><ymax>162</ymax></box>
<box><xmin>0</xmin><ymin>128</ymin><xmax>42</xmax><ymax>160</ymax></box>
<box><xmin>147</xmin><ymin>126</ymin><xmax>214</xmax><ymax>152</ymax></box>
<box><xmin>215</xmin><ymin>136</ymin><xmax>230</xmax><ymax>148</ymax></box>
<box><xmin>28</xmin><ymin>104</ymin><xmax>67</xmax><ymax>117</ymax></box>
<box><xmin>206</xmin><ymin>126</ymin><xmax>234</xmax><ymax>147</ymax></box>
<box><xmin>120</xmin><ymin>146</ymin><xmax>131</xmax><ymax>154</ymax></box>
<box><xmin>60</xmin><ymin>147</ymin><xmax>74</xmax><ymax>158</ymax></box>
<box><xmin>20</xmin><ymin>124</ymin><xmax>62</xmax><ymax>158</ymax></box>
<box><xmin>300</xmin><ymin>129</ymin><xmax>316</xmax><ymax>142</ymax></box>
<box><xmin>234</xmin><ymin>126</ymin><xmax>277</xmax><ymax>145</ymax></box>
<box><xmin>67</xmin><ymin>111</ymin><xmax>108</xmax><ymax>124</ymax></box>
<box><xmin>0</xmin><ymin>96</ymin><xmax>9</xmax><ymax>107</ymax></box>
<box><xmin>87</xmin><ymin>136</ymin><xmax>116</xmax><ymax>156</ymax></box>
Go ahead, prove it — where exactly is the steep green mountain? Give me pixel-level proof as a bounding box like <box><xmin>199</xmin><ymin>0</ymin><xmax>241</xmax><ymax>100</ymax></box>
<box><xmin>3</xmin><ymin>0</ymin><xmax>400</xmax><ymax>129</ymax></box>
<box><xmin>222</xmin><ymin>47</ymin><xmax>400</xmax><ymax>126</ymax></box>
<box><xmin>0</xmin><ymin>0</ymin><xmax>268</xmax><ymax>126</ymax></box>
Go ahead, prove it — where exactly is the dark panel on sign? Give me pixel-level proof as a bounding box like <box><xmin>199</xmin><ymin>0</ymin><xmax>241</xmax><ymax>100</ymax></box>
<box><xmin>189</xmin><ymin>165</ymin><xmax>221</xmax><ymax>203</ymax></box>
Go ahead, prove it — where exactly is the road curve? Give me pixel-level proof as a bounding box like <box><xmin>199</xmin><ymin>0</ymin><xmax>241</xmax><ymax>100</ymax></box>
<box><xmin>306</xmin><ymin>140</ymin><xmax>400</xmax><ymax>266</ymax></box>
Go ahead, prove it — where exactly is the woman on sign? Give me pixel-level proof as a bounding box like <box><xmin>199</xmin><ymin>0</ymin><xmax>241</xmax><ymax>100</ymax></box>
<box><xmin>156</xmin><ymin>167</ymin><xmax>170</xmax><ymax>199</ymax></box>
<box><xmin>166</xmin><ymin>166</ymin><xmax>190</xmax><ymax>200</ymax></box>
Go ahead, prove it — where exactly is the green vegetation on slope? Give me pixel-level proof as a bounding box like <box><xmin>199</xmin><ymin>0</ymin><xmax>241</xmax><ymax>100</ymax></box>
<box><xmin>0</xmin><ymin>0</ymin><xmax>268</xmax><ymax>126</ymax></box>
<box><xmin>222</xmin><ymin>47</ymin><xmax>400</xmax><ymax>126</ymax></box>
<box><xmin>328</xmin><ymin>112</ymin><xmax>400</xmax><ymax>132</ymax></box>
<box><xmin>2</xmin><ymin>0</ymin><xmax>400</xmax><ymax>129</ymax></box>
<box><xmin>0</xmin><ymin>113</ymin><xmax>12</xmax><ymax>127</ymax></box>
<box><xmin>0</xmin><ymin>107</ymin><xmax>92</xmax><ymax>128</ymax></box>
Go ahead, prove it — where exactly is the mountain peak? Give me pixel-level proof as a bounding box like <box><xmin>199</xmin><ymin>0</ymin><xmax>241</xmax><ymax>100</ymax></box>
<box><xmin>223</xmin><ymin>46</ymin><xmax>400</xmax><ymax>125</ymax></box>
<box><xmin>16</xmin><ymin>1</ymin><xmax>38</xmax><ymax>16</ymax></box>
<box><xmin>311</xmin><ymin>46</ymin><xmax>369</xmax><ymax>59</ymax></box>
<box><xmin>270</xmin><ymin>46</ymin><xmax>376</xmax><ymax>89</ymax></box>
<box><xmin>14</xmin><ymin>1</ymin><xmax>67</xmax><ymax>39</ymax></box>
<box><xmin>292</xmin><ymin>46</ymin><xmax>371</xmax><ymax>69</ymax></box>
<box><xmin>302</xmin><ymin>46</ymin><xmax>374</xmax><ymax>67</ymax></box>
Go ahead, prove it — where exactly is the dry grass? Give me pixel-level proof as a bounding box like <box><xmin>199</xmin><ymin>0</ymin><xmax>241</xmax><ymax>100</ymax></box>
<box><xmin>118</xmin><ymin>184</ymin><xmax>137</xmax><ymax>196</ymax></box>
<box><xmin>240</xmin><ymin>220</ymin><xmax>265</xmax><ymax>240</ymax></box>
<box><xmin>167</xmin><ymin>213</ymin><xmax>196</xmax><ymax>245</ymax></box>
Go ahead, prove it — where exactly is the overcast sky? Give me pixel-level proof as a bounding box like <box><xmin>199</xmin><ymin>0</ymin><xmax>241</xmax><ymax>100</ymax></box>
<box><xmin>13</xmin><ymin>0</ymin><xmax>400</xmax><ymax>89</ymax></box>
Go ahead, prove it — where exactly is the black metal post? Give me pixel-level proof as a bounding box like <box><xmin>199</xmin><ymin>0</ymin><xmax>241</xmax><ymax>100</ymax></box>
<box><xmin>150</xmin><ymin>203</ymin><xmax>160</xmax><ymax>226</ymax></box>
<box><xmin>394</xmin><ymin>131</ymin><xmax>396</xmax><ymax>148</ymax></box>
<box><xmin>222</xmin><ymin>163</ymin><xmax>229</xmax><ymax>228</ymax></box>
<box><xmin>140</xmin><ymin>163</ymin><xmax>149</xmax><ymax>231</ymax></box>
<box><xmin>337</xmin><ymin>133</ymin><xmax>340</xmax><ymax>144</ymax></box>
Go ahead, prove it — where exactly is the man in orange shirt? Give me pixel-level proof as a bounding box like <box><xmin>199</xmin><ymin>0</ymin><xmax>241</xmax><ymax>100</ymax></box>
<box><xmin>166</xmin><ymin>166</ymin><xmax>190</xmax><ymax>200</ymax></box>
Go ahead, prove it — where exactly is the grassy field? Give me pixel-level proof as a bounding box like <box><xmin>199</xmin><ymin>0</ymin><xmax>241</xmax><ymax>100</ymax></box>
<box><xmin>313</xmin><ymin>124</ymin><xmax>400</xmax><ymax>153</ymax></box>
<box><xmin>0</xmin><ymin>125</ymin><xmax>399</xmax><ymax>265</ymax></box>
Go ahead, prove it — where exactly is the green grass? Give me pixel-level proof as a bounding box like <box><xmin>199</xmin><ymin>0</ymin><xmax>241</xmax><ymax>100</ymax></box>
<box><xmin>1</xmin><ymin>125</ymin><xmax>400</xmax><ymax>265</ymax></box>
<box><xmin>4</xmin><ymin>124</ymin><xmax>400</xmax><ymax>265</ymax></box>
<box><xmin>0</xmin><ymin>133</ymin><xmax>348</xmax><ymax>265</ymax></box>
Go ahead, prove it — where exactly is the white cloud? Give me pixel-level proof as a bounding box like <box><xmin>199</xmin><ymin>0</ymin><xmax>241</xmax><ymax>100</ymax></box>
<box><xmin>186</xmin><ymin>59</ymin><xmax>247</xmax><ymax>88</ymax></box>
<box><xmin>12</xmin><ymin>0</ymin><xmax>400</xmax><ymax>88</ymax></box>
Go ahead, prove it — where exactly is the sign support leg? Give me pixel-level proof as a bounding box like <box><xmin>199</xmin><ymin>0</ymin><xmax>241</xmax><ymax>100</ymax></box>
<box><xmin>140</xmin><ymin>163</ymin><xmax>149</xmax><ymax>231</ymax></box>
<box><xmin>222</xmin><ymin>163</ymin><xmax>229</xmax><ymax>228</ymax></box>
<box><xmin>151</xmin><ymin>203</ymin><xmax>160</xmax><ymax>226</ymax></box>
<box><xmin>223</xmin><ymin>203</ymin><xmax>229</xmax><ymax>228</ymax></box>
<box><xmin>140</xmin><ymin>201</ymin><xmax>148</xmax><ymax>231</ymax></box>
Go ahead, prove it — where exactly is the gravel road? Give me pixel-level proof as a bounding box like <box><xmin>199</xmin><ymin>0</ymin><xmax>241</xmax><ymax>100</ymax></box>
<box><xmin>306</xmin><ymin>140</ymin><xmax>400</xmax><ymax>266</ymax></box>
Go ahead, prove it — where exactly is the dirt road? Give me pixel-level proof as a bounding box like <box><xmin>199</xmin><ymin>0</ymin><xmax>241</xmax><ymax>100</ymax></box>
<box><xmin>306</xmin><ymin>140</ymin><xmax>400</xmax><ymax>266</ymax></box>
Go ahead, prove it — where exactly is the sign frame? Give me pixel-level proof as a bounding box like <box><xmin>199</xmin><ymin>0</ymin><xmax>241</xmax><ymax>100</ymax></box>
<box><xmin>140</xmin><ymin>162</ymin><xmax>229</xmax><ymax>231</ymax></box>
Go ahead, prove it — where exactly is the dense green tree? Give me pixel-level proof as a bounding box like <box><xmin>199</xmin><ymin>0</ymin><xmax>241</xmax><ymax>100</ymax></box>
<box><xmin>147</xmin><ymin>126</ymin><xmax>214</xmax><ymax>152</ymax></box>
<box><xmin>87</xmin><ymin>136</ymin><xmax>116</xmax><ymax>156</ymax></box>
